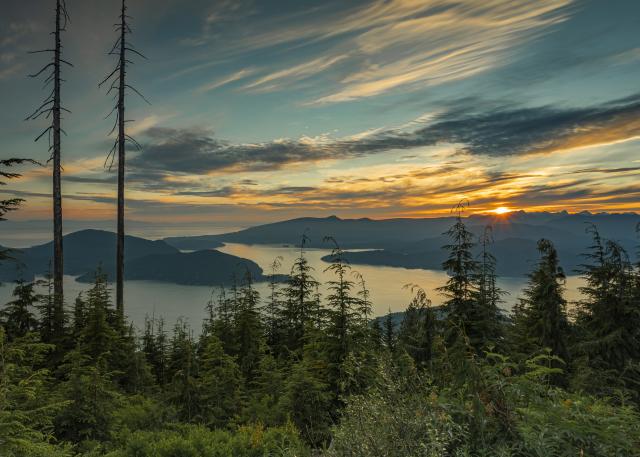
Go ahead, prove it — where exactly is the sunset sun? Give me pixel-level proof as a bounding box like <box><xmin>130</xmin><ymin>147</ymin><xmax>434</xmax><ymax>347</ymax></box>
<box><xmin>492</xmin><ymin>206</ymin><xmax>512</xmax><ymax>215</ymax></box>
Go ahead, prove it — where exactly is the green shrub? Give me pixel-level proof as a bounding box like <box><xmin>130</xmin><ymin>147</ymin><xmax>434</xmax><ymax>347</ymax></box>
<box><xmin>516</xmin><ymin>390</ymin><xmax>640</xmax><ymax>457</ymax></box>
<box><xmin>326</xmin><ymin>354</ymin><xmax>640</xmax><ymax>457</ymax></box>
<box><xmin>104</xmin><ymin>423</ymin><xmax>309</xmax><ymax>457</ymax></box>
<box><xmin>326</xmin><ymin>361</ymin><xmax>465</xmax><ymax>457</ymax></box>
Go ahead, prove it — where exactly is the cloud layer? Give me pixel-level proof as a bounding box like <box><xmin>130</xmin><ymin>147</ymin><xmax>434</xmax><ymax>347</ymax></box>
<box><xmin>130</xmin><ymin>95</ymin><xmax>640</xmax><ymax>175</ymax></box>
<box><xmin>3</xmin><ymin>0</ymin><xmax>639</xmax><ymax>224</ymax></box>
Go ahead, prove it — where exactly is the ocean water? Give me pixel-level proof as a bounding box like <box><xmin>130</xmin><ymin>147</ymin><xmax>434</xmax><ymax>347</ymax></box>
<box><xmin>0</xmin><ymin>242</ymin><xmax>584</xmax><ymax>333</ymax></box>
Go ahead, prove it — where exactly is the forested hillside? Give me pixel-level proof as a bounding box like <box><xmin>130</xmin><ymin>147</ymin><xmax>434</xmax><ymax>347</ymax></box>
<box><xmin>2</xmin><ymin>215</ymin><xmax>640</xmax><ymax>456</ymax></box>
<box><xmin>0</xmin><ymin>229</ymin><xmax>270</xmax><ymax>286</ymax></box>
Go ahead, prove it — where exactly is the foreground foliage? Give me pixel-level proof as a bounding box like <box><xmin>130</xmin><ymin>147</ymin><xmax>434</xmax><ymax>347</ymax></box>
<box><xmin>329</xmin><ymin>354</ymin><xmax>640</xmax><ymax>457</ymax></box>
<box><xmin>103</xmin><ymin>424</ymin><xmax>308</xmax><ymax>457</ymax></box>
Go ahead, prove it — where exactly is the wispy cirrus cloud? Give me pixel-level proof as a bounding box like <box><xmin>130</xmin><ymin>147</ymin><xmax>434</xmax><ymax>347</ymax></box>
<box><xmin>188</xmin><ymin>0</ymin><xmax>572</xmax><ymax>104</ymax></box>
<box><xmin>181</xmin><ymin>0</ymin><xmax>573</xmax><ymax>103</ymax></box>
<box><xmin>182</xmin><ymin>0</ymin><xmax>258</xmax><ymax>47</ymax></box>
<box><xmin>243</xmin><ymin>54</ymin><xmax>348</xmax><ymax>93</ymax></box>
<box><xmin>309</xmin><ymin>0</ymin><xmax>573</xmax><ymax>104</ymax></box>
<box><xmin>196</xmin><ymin>68</ymin><xmax>257</xmax><ymax>93</ymax></box>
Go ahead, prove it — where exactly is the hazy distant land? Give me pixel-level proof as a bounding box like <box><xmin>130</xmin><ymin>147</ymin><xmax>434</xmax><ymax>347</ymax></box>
<box><xmin>2</xmin><ymin>211</ymin><xmax>638</xmax><ymax>286</ymax></box>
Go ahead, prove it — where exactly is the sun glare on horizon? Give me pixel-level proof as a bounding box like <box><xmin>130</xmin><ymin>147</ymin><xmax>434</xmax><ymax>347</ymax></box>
<box><xmin>492</xmin><ymin>206</ymin><xmax>513</xmax><ymax>215</ymax></box>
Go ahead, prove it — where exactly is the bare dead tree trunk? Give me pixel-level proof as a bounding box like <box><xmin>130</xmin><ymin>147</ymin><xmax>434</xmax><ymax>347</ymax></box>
<box><xmin>100</xmin><ymin>0</ymin><xmax>148</xmax><ymax>320</ymax></box>
<box><xmin>116</xmin><ymin>0</ymin><xmax>126</xmax><ymax>317</ymax></box>
<box><xmin>52</xmin><ymin>0</ymin><xmax>64</xmax><ymax>331</ymax></box>
<box><xmin>27</xmin><ymin>0</ymin><xmax>71</xmax><ymax>336</ymax></box>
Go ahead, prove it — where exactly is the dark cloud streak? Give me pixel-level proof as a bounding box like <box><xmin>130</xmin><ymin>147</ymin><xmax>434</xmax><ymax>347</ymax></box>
<box><xmin>130</xmin><ymin>94</ymin><xmax>640</xmax><ymax>175</ymax></box>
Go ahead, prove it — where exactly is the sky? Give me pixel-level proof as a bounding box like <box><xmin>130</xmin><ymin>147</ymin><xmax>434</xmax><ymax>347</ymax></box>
<box><xmin>1</xmin><ymin>0</ymin><xmax>639</xmax><ymax>233</ymax></box>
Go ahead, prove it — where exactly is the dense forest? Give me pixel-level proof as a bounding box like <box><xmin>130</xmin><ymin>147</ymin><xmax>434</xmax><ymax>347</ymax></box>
<box><xmin>2</xmin><ymin>204</ymin><xmax>640</xmax><ymax>455</ymax></box>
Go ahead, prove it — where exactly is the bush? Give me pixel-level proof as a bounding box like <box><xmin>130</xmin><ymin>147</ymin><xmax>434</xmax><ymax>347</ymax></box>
<box><xmin>326</xmin><ymin>360</ymin><xmax>465</xmax><ymax>457</ymax></box>
<box><xmin>326</xmin><ymin>354</ymin><xmax>640</xmax><ymax>457</ymax></box>
<box><xmin>112</xmin><ymin>395</ymin><xmax>171</xmax><ymax>434</ymax></box>
<box><xmin>516</xmin><ymin>390</ymin><xmax>640</xmax><ymax>457</ymax></box>
<box><xmin>104</xmin><ymin>423</ymin><xmax>309</xmax><ymax>457</ymax></box>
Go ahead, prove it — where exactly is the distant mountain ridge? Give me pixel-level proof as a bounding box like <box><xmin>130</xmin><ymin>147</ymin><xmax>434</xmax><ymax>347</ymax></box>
<box><xmin>163</xmin><ymin>212</ymin><xmax>640</xmax><ymax>277</ymax></box>
<box><xmin>2</xmin><ymin>212</ymin><xmax>637</xmax><ymax>284</ymax></box>
<box><xmin>164</xmin><ymin>211</ymin><xmax>639</xmax><ymax>249</ymax></box>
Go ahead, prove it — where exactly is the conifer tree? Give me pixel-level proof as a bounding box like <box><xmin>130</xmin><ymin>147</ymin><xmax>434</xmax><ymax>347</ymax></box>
<box><xmin>0</xmin><ymin>328</ymin><xmax>69</xmax><ymax>455</ymax></box>
<box><xmin>201</xmin><ymin>289</ymin><xmax>217</xmax><ymax>337</ymax></box>
<box><xmin>575</xmin><ymin>225</ymin><xmax>639</xmax><ymax>380</ymax></box>
<box><xmin>0</xmin><ymin>281</ymin><xmax>41</xmax><ymax>341</ymax></box>
<box><xmin>281</xmin><ymin>233</ymin><xmax>320</xmax><ymax>354</ymax></box>
<box><xmin>243</xmin><ymin>353</ymin><xmax>287</xmax><ymax>426</ymax></box>
<box><xmin>352</xmin><ymin>271</ymin><xmax>373</xmax><ymax>325</ymax></box>
<box><xmin>0</xmin><ymin>159</ymin><xmax>36</xmax><ymax>221</ymax></box>
<box><xmin>74</xmin><ymin>271</ymin><xmax>145</xmax><ymax>392</ymax></box>
<box><xmin>70</xmin><ymin>293</ymin><xmax>86</xmax><ymax>339</ymax></box>
<box><xmin>154</xmin><ymin>317</ymin><xmax>169</xmax><ymax>387</ymax></box>
<box><xmin>324</xmin><ymin>237</ymin><xmax>357</xmax><ymax>357</ymax></box>
<box><xmin>264</xmin><ymin>256</ymin><xmax>284</xmax><ymax>351</ymax></box>
<box><xmin>167</xmin><ymin>319</ymin><xmax>199</xmax><ymax>422</ymax></box>
<box><xmin>37</xmin><ymin>268</ymin><xmax>66</xmax><ymax>349</ymax></box>
<box><xmin>79</xmin><ymin>272</ymin><xmax>117</xmax><ymax>362</ymax></box>
<box><xmin>0</xmin><ymin>159</ymin><xmax>39</xmax><ymax>264</ymax></box>
<box><xmin>370</xmin><ymin>318</ymin><xmax>383</xmax><ymax>350</ymax></box>
<box><xmin>512</xmin><ymin>239</ymin><xmax>570</xmax><ymax>368</ymax></box>
<box><xmin>143</xmin><ymin>316</ymin><xmax>168</xmax><ymax>387</ymax></box>
<box><xmin>55</xmin><ymin>350</ymin><xmax>118</xmax><ymax>443</ymax></box>
<box><xmin>397</xmin><ymin>286</ymin><xmax>437</xmax><ymax>369</ymax></box>
<box><xmin>352</xmin><ymin>271</ymin><xmax>377</xmax><ymax>346</ymax></box>
<box><xmin>196</xmin><ymin>334</ymin><xmax>243</xmax><ymax>428</ymax></box>
<box><xmin>324</xmin><ymin>237</ymin><xmax>368</xmax><ymax>400</ymax></box>
<box><xmin>473</xmin><ymin>226</ymin><xmax>505</xmax><ymax>346</ymax></box>
<box><xmin>211</xmin><ymin>286</ymin><xmax>236</xmax><ymax>354</ymax></box>
<box><xmin>382</xmin><ymin>307</ymin><xmax>396</xmax><ymax>352</ymax></box>
<box><xmin>111</xmin><ymin>323</ymin><xmax>149</xmax><ymax>393</ymax></box>
<box><xmin>283</xmin><ymin>360</ymin><xmax>332</xmax><ymax>447</ymax></box>
<box><xmin>233</xmin><ymin>270</ymin><xmax>264</xmax><ymax>381</ymax></box>
<box><xmin>438</xmin><ymin>203</ymin><xmax>481</xmax><ymax>349</ymax></box>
